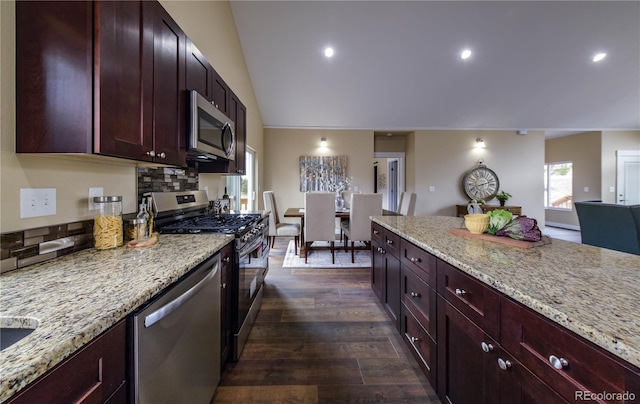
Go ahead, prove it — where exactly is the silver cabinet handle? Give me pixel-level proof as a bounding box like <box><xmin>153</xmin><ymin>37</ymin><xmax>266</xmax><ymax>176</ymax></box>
<box><xmin>498</xmin><ymin>358</ymin><xmax>512</xmax><ymax>371</ymax></box>
<box><xmin>146</xmin><ymin>150</ymin><xmax>156</xmax><ymax>157</ymax></box>
<box><xmin>157</xmin><ymin>152</ymin><xmax>166</xmax><ymax>159</ymax></box>
<box><xmin>481</xmin><ymin>342</ymin><xmax>494</xmax><ymax>352</ymax></box>
<box><xmin>223</xmin><ymin>256</ymin><xmax>231</xmax><ymax>263</ymax></box>
<box><xmin>410</xmin><ymin>292</ymin><xmax>420</xmax><ymax>298</ymax></box>
<box><xmin>221</xmin><ymin>282</ymin><xmax>226</xmax><ymax>289</ymax></box>
<box><xmin>380</xmin><ymin>248</ymin><xmax>386</xmax><ymax>254</ymax></box>
<box><xmin>373</xmin><ymin>230</ymin><xmax>379</xmax><ymax>235</ymax></box>
<box><xmin>145</xmin><ymin>262</ymin><xmax>219</xmax><ymax>328</ymax></box>
<box><xmin>549</xmin><ymin>355</ymin><xmax>569</xmax><ymax>369</ymax></box>
<box><xmin>410</xmin><ymin>257</ymin><xmax>421</xmax><ymax>263</ymax></box>
<box><xmin>410</xmin><ymin>336</ymin><xmax>420</xmax><ymax>343</ymax></box>
<box><xmin>377</xmin><ymin>247</ymin><xmax>382</xmax><ymax>252</ymax></box>
<box><xmin>386</xmin><ymin>239</ymin><xmax>393</xmax><ymax>245</ymax></box>
<box><xmin>455</xmin><ymin>288</ymin><xmax>467</xmax><ymax>297</ymax></box>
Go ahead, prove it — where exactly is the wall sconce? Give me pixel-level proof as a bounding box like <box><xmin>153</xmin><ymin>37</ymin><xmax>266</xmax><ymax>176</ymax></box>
<box><xmin>475</xmin><ymin>138</ymin><xmax>486</xmax><ymax>148</ymax></box>
<box><xmin>320</xmin><ymin>137</ymin><xmax>327</xmax><ymax>147</ymax></box>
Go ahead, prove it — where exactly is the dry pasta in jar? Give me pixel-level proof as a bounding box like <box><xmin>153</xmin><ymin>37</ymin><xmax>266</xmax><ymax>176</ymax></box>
<box><xmin>93</xmin><ymin>196</ymin><xmax>123</xmax><ymax>249</ymax></box>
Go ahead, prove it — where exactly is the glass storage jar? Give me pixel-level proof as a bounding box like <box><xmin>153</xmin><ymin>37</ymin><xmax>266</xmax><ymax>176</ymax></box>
<box><xmin>93</xmin><ymin>196</ymin><xmax>123</xmax><ymax>249</ymax></box>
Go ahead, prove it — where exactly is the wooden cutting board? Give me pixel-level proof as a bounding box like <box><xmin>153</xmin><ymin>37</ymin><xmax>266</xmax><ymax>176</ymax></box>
<box><xmin>449</xmin><ymin>228</ymin><xmax>552</xmax><ymax>248</ymax></box>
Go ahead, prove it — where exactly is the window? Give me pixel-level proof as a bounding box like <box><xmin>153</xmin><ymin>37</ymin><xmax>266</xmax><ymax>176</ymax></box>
<box><xmin>544</xmin><ymin>162</ymin><xmax>573</xmax><ymax>209</ymax></box>
<box><xmin>226</xmin><ymin>149</ymin><xmax>256</xmax><ymax>211</ymax></box>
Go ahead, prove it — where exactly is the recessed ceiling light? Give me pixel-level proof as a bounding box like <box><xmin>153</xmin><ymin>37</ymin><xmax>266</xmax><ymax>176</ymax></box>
<box><xmin>461</xmin><ymin>49</ymin><xmax>472</xmax><ymax>60</ymax></box>
<box><xmin>324</xmin><ymin>47</ymin><xmax>334</xmax><ymax>58</ymax></box>
<box><xmin>592</xmin><ymin>53</ymin><xmax>606</xmax><ymax>62</ymax></box>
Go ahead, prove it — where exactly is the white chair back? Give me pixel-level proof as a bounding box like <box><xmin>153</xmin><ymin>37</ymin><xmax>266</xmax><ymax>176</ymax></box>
<box><xmin>398</xmin><ymin>192</ymin><xmax>417</xmax><ymax>216</ymax></box>
<box><xmin>304</xmin><ymin>192</ymin><xmax>335</xmax><ymax>242</ymax></box>
<box><xmin>263</xmin><ymin>191</ymin><xmax>279</xmax><ymax>237</ymax></box>
<box><xmin>349</xmin><ymin>193</ymin><xmax>383</xmax><ymax>241</ymax></box>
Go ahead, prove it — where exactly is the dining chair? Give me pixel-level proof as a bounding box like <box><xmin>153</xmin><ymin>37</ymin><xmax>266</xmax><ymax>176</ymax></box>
<box><xmin>398</xmin><ymin>192</ymin><xmax>417</xmax><ymax>216</ymax></box>
<box><xmin>304</xmin><ymin>192</ymin><xmax>336</xmax><ymax>263</ymax></box>
<box><xmin>263</xmin><ymin>191</ymin><xmax>300</xmax><ymax>254</ymax></box>
<box><xmin>341</xmin><ymin>193</ymin><xmax>383</xmax><ymax>262</ymax></box>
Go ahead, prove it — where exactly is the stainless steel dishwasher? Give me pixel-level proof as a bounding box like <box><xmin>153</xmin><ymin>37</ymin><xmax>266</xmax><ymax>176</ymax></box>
<box><xmin>132</xmin><ymin>254</ymin><xmax>221</xmax><ymax>404</ymax></box>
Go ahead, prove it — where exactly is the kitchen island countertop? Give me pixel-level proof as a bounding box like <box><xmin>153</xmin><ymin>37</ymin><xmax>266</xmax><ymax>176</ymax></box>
<box><xmin>372</xmin><ymin>215</ymin><xmax>640</xmax><ymax>370</ymax></box>
<box><xmin>0</xmin><ymin>234</ymin><xmax>233</xmax><ymax>402</ymax></box>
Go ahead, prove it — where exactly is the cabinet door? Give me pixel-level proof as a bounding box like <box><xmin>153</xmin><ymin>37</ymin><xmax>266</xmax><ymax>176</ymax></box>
<box><xmin>212</xmin><ymin>70</ymin><xmax>230</xmax><ymax>114</ymax></box>
<box><xmin>145</xmin><ymin>1</ymin><xmax>187</xmax><ymax>166</ymax></box>
<box><xmin>498</xmin><ymin>348</ymin><xmax>567</xmax><ymax>404</ymax></box>
<box><xmin>402</xmin><ymin>303</ymin><xmax>437</xmax><ymax>387</ymax></box>
<box><xmin>186</xmin><ymin>39</ymin><xmax>213</xmax><ymax>102</ymax></box>
<box><xmin>371</xmin><ymin>239</ymin><xmax>385</xmax><ymax>302</ymax></box>
<box><xmin>7</xmin><ymin>320</ymin><xmax>126</xmax><ymax>404</ymax></box>
<box><xmin>16</xmin><ymin>1</ymin><xmax>93</xmax><ymax>154</ymax></box>
<box><xmin>402</xmin><ymin>265</ymin><xmax>436</xmax><ymax>337</ymax></box>
<box><xmin>95</xmin><ymin>0</ymin><xmax>151</xmax><ymax>161</ymax></box>
<box><xmin>437</xmin><ymin>297</ymin><xmax>499</xmax><ymax>404</ymax></box>
<box><xmin>219</xmin><ymin>243</ymin><xmax>233</xmax><ymax>370</ymax></box>
<box><xmin>384</xmin><ymin>251</ymin><xmax>401</xmax><ymax>331</ymax></box>
<box><xmin>227</xmin><ymin>92</ymin><xmax>247</xmax><ymax>175</ymax></box>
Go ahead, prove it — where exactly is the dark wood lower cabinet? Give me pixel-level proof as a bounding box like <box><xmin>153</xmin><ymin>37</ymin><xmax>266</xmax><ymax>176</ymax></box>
<box><xmin>219</xmin><ymin>243</ymin><xmax>234</xmax><ymax>371</ymax></box>
<box><xmin>372</xmin><ymin>223</ymin><xmax>640</xmax><ymax>404</ymax></box>
<box><xmin>436</xmin><ymin>296</ymin><xmax>499</xmax><ymax>404</ymax></box>
<box><xmin>7</xmin><ymin>320</ymin><xmax>126</xmax><ymax>404</ymax></box>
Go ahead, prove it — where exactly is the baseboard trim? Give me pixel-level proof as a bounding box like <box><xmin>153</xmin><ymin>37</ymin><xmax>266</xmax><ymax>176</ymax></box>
<box><xmin>545</xmin><ymin>222</ymin><xmax>581</xmax><ymax>231</ymax></box>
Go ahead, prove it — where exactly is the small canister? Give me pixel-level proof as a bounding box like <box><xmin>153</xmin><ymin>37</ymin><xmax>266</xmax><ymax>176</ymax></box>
<box><xmin>93</xmin><ymin>196</ymin><xmax>123</xmax><ymax>250</ymax></box>
<box><xmin>124</xmin><ymin>217</ymin><xmax>147</xmax><ymax>243</ymax></box>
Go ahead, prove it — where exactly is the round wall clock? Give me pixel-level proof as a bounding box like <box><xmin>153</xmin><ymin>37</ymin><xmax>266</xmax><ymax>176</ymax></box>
<box><xmin>462</xmin><ymin>162</ymin><xmax>500</xmax><ymax>201</ymax></box>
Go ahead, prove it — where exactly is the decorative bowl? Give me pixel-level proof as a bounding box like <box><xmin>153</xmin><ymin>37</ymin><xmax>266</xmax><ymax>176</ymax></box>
<box><xmin>464</xmin><ymin>213</ymin><xmax>489</xmax><ymax>234</ymax></box>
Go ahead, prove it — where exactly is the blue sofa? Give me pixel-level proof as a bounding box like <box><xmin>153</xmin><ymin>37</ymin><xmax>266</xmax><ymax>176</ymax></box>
<box><xmin>574</xmin><ymin>201</ymin><xmax>640</xmax><ymax>255</ymax></box>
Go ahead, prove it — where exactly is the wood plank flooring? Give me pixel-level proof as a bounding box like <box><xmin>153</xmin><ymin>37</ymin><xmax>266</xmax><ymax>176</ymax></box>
<box><xmin>213</xmin><ymin>237</ymin><xmax>440</xmax><ymax>403</ymax></box>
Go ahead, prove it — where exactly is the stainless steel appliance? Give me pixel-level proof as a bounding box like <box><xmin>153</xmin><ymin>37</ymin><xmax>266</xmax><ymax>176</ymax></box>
<box><xmin>152</xmin><ymin>190</ymin><xmax>269</xmax><ymax>361</ymax></box>
<box><xmin>132</xmin><ymin>254</ymin><xmax>220</xmax><ymax>404</ymax></box>
<box><xmin>187</xmin><ymin>90</ymin><xmax>235</xmax><ymax>162</ymax></box>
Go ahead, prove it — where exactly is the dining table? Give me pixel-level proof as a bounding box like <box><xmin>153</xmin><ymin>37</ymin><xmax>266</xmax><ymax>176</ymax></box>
<box><xmin>283</xmin><ymin>207</ymin><xmax>399</xmax><ymax>258</ymax></box>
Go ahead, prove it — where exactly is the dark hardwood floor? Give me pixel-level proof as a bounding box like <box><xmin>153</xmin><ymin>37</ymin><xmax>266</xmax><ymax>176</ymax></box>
<box><xmin>213</xmin><ymin>236</ymin><xmax>440</xmax><ymax>403</ymax></box>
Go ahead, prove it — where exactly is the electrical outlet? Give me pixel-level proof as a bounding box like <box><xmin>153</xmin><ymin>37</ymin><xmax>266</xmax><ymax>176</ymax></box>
<box><xmin>429</xmin><ymin>186</ymin><xmax>436</xmax><ymax>192</ymax></box>
<box><xmin>88</xmin><ymin>187</ymin><xmax>104</xmax><ymax>210</ymax></box>
<box><xmin>20</xmin><ymin>188</ymin><xmax>57</xmax><ymax>218</ymax></box>
<box><xmin>584</xmin><ymin>186</ymin><xmax>589</xmax><ymax>192</ymax></box>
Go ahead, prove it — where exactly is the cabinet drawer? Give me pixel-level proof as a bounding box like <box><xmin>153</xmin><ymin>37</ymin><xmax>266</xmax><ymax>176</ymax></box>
<box><xmin>402</xmin><ymin>265</ymin><xmax>436</xmax><ymax>337</ymax></box>
<box><xmin>401</xmin><ymin>303</ymin><xmax>436</xmax><ymax>387</ymax></box>
<box><xmin>400</xmin><ymin>239</ymin><xmax>436</xmax><ymax>286</ymax></box>
<box><xmin>502</xmin><ymin>297</ymin><xmax>640</xmax><ymax>403</ymax></box>
<box><xmin>371</xmin><ymin>223</ymin><xmax>400</xmax><ymax>258</ymax></box>
<box><xmin>436</xmin><ymin>259</ymin><xmax>500</xmax><ymax>339</ymax></box>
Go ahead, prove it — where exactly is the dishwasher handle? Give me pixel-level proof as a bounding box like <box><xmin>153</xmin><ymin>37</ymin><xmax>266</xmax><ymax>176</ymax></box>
<box><xmin>144</xmin><ymin>260</ymin><xmax>219</xmax><ymax>328</ymax></box>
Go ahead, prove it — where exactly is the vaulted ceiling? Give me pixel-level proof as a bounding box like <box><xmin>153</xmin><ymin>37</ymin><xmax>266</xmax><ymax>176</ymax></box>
<box><xmin>230</xmin><ymin>1</ymin><xmax>640</xmax><ymax>134</ymax></box>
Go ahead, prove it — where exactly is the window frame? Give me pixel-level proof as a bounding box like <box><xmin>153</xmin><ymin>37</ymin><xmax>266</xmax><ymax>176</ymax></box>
<box><xmin>544</xmin><ymin>161</ymin><xmax>573</xmax><ymax>211</ymax></box>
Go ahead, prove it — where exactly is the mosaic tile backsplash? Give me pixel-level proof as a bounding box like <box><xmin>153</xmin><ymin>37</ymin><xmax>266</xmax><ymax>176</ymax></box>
<box><xmin>1</xmin><ymin>167</ymin><xmax>200</xmax><ymax>273</ymax></box>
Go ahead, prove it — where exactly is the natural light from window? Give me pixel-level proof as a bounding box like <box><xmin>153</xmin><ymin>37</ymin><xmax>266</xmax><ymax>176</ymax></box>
<box><xmin>544</xmin><ymin>162</ymin><xmax>573</xmax><ymax>209</ymax></box>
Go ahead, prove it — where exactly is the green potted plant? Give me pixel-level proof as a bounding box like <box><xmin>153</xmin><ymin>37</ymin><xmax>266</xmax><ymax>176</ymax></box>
<box><xmin>495</xmin><ymin>191</ymin><xmax>512</xmax><ymax>206</ymax></box>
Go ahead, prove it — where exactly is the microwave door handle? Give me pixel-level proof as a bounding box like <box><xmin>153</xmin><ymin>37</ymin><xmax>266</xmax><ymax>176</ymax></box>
<box><xmin>144</xmin><ymin>261</ymin><xmax>219</xmax><ymax>328</ymax></box>
<box><xmin>222</xmin><ymin>123</ymin><xmax>235</xmax><ymax>158</ymax></box>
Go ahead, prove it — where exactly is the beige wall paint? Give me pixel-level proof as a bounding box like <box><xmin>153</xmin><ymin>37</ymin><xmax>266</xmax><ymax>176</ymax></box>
<box><xmin>374</xmin><ymin>134</ymin><xmax>406</xmax><ymax>153</ymax></box>
<box><xmin>263</xmin><ymin>128</ymin><xmax>546</xmax><ymax>227</ymax></box>
<box><xmin>413</xmin><ymin>130</ymin><xmax>545</xmax><ymax>223</ymax></box>
<box><xmin>544</xmin><ymin>132</ymin><xmax>602</xmax><ymax>228</ymax></box>
<box><xmin>263</xmin><ymin>129</ymin><xmax>374</xmax><ymax>225</ymax></box>
<box><xmin>601</xmin><ymin>131</ymin><xmax>640</xmax><ymax>204</ymax></box>
<box><xmin>1</xmin><ymin>0</ymin><xmax>263</xmax><ymax>232</ymax></box>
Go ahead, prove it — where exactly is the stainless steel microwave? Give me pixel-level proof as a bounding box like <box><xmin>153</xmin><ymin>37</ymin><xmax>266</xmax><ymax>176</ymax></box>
<box><xmin>187</xmin><ymin>90</ymin><xmax>235</xmax><ymax>161</ymax></box>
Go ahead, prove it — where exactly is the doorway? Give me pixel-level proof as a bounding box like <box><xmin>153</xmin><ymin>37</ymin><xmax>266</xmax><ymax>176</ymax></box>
<box><xmin>388</xmin><ymin>160</ymin><xmax>398</xmax><ymax>212</ymax></box>
<box><xmin>373</xmin><ymin>152</ymin><xmax>405</xmax><ymax>211</ymax></box>
<box><xmin>616</xmin><ymin>150</ymin><xmax>640</xmax><ymax>205</ymax></box>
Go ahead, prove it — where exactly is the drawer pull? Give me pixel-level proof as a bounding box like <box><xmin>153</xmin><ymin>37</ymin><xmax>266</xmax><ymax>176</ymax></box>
<box><xmin>221</xmin><ymin>282</ymin><xmax>226</xmax><ymax>289</ymax></box>
<box><xmin>373</xmin><ymin>230</ymin><xmax>379</xmax><ymax>235</ymax></box>
<box><xmin>410</xmin><ymin>291</ymin><xmax>421</xmax><ymax>298</ymax></box>
<box><xmin>223</xmin><ymin>256</ymin><xmax>231</xmax><ymax>263</ymax></box>
<box><xmin>481</xmin><ymin>342</ymin><xmax>494</xmax><ymax>352</ymax></box>
<box><xmin>386</xmin><ymin>239</ymin><xmax>394</xmax><ymax>245</ymax></box>
<box><xmin>549</xmin><ymin>355</ymin><xmax>569</xmax><ymax>370</ymax></box>
<box><xmin>410</xmin><ymin>336</ymin><xmax>420</xmax><ymax>343</ymax></box>
<box><xmin>380</xmin><ymin>248</ymin><xmax>386</xmax><ymax>254</ymax></box>
<box><xmin>455</xmin><ymin>288</ymin><xmax>467</xmax><ymax>297</ymax></box>
<box><xmin>498</xmin><ymin>358</ymin><xmax>512</xmax><ymax>371</ymax></box>
<box><xmin>409</xmin><ymin>257</ymin><xmax>421</xmax><ymax>263</ymax></box>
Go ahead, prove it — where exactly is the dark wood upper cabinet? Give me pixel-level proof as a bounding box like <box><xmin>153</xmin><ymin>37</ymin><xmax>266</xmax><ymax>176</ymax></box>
<box><xmin>16</xmin><ymin>1</ymin><xmax>94</xmax><ymax>154</ymax></box>
<box><xmin>211</xmin><ymin>70</ymin><xmax>230</xmax><ymax>115</ymax></box>
<box><xmin>16</xmin><ymin>0</ymin><xmax>186</xmax><ymax>167</ymax></box>
<box><xmin>186</xmin><ymin>39</ymin><xmax>214</xmax><ymax>102</ymax></box>
<box><xmin>227</xmin><ymin>91</ymin><xmax>246</xmax><ymax>175</ymax></box>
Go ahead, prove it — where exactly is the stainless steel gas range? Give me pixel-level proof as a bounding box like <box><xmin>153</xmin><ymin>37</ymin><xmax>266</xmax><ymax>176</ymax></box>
<box><xmin>152</xmin><ymin>190</ymin><xmax>269</xmax><ymax>361</ymax></box>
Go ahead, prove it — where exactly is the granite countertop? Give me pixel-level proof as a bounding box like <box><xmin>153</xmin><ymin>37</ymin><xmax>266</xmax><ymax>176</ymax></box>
<box><xmin>372</xmin><ymin>215</ymin><xmax>640</xmax><ymax>369</ymax></box>
<box><xmin>0</xmin><ymin>234</ymin><xmax>234</xmax><ymax>403</ymax></box>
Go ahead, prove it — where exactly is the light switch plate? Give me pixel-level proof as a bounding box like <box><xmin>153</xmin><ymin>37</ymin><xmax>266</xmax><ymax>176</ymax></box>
<box><xmin>429</xmin><ymin>186</ymin><xmax>435</xmax><ymax>192</ymax></box>
<box><xmin>88</xmin><ymin>187</ymin><xmax>104</xmax><ymax>211</ymax></box>
<box><xmin>20</xmin><ymin>188</ymin><xmax>56</xmax><ymax>218</ymax></box>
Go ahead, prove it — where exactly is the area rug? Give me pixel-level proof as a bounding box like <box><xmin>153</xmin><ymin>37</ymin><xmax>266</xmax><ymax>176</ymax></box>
<box><xmin>282</xmin><ymin>240</ymin><xmax>372</xmax><ymax>268</ymax></box>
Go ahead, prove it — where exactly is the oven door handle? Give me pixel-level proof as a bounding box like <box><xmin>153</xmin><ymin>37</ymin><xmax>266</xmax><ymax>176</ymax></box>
<box><xmin>144</xmin><ymin>260</ymin><xmax>219</xmax><ymax>328</ymax></box>
<box><xmin>238</xmin><ymin>236</ymin><xmax>263</xmax><ymax>259</ymax></box>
